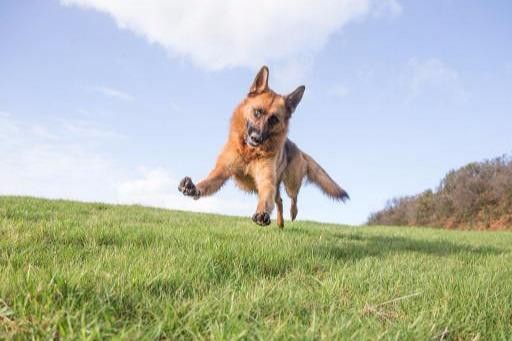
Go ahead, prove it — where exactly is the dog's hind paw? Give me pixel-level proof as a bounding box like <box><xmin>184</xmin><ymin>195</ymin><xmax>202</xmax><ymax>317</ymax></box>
<box><xmin>252</xmin><ymin>212</ymin><xmax>271</xmax><ymax>226</ymax></box>
<box><xmin>178</xmin><ymin>177</ymin><xmax>200</xmax><ymax>199</ymax></box>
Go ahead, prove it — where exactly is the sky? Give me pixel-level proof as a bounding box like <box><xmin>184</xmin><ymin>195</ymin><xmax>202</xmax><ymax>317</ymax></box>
<box><xmin>1</xmin><ymin>0</ymin><xmax>511</xmax><ymax>225</ymax></box>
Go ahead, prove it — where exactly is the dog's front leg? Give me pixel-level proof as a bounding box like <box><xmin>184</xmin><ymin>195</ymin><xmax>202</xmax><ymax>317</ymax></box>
<box><xmin>179</xmin><ymin>160</ymin><xmax>231</xmax><ymax>199</ymax></box>
<box><xmin>252</xmin><ymin>163</ymin><xmax>276</xmax><ymax>226</ymax></box>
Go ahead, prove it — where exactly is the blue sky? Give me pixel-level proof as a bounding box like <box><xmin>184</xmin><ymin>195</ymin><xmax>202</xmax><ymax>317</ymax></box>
<box><xmin>1</xmin><ymin>0</ymin><xmax>511</xmax><ymax>225</ymax></box>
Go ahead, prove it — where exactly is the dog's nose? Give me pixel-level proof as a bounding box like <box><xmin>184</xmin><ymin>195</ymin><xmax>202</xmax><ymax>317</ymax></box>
<box><xmin>250</xmin><ymin>132</ymin><xmax>262</xmax><ymax>143</ymax></box>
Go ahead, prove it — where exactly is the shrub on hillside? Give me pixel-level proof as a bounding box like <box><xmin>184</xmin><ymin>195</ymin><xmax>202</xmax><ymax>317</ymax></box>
<box><xmin>368</xmin><ymin>155</ymin><xmax>512</xmax><ymax>230</ymax></box>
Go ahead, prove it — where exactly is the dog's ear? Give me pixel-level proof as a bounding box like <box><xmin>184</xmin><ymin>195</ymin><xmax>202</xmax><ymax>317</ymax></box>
<box><xmin>249</xmin><ymin>66</ymin><xmax>269</xmax><ymax>95</ymax></box>
<box><xmin>285</xmin><ymin>85</ymin><xmax>305</xmax><ymax>115</ymax></box>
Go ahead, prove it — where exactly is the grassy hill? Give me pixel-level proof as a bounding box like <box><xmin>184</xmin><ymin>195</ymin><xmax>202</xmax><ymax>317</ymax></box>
<box><xmin>1</xmin><ymin>196</ymin><xmax>511</xmax><ymax>339</ymax></box>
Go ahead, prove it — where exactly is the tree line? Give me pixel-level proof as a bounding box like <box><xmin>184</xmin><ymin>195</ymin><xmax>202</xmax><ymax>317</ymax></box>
<box><xmin>368</xmin><ymin>155</ymin><xmax>512</xmax><ymax>230</ymax></box>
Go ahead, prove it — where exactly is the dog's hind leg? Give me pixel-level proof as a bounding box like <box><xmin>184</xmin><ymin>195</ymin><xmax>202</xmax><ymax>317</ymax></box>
<box><xmin>287</xmin><ymin>194</ymin><xmax>299</xmax><ymax>221</ymax></box>
<box><xmin>283</xmin><ymin>157</ymin><xmax>305</xmax><ymax>221</ymax></box>
<box><xmin>281</xmin><ymin>140</ymin><xmax>307</xmax><ymax>221</ymax></box>
<box><xmin>284</xmin><ymin>180</ymin><xmax>301</xmax><ymax>221</ymax></box>
<box><xmin>275</xmin><ymin>185</ymin><xmax>284</xmax><ymax>228</ymax></box>
<box><xmin>290</xmin><ymin>197</ymin><xmax>298</xmax><ymax>221</ymax></box>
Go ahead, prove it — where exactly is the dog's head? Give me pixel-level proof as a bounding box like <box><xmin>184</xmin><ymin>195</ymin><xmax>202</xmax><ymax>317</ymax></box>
<box><xmin>241</xmin><ymin>66</ymin><xmax>305</xmax><ymax>148</ymax></box>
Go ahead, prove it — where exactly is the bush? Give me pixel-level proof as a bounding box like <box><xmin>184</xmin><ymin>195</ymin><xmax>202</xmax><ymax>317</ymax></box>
<box><xmin>368</xmin><ymin>155</ymin><xmax>512</xmax><ymax>230</ymax></box>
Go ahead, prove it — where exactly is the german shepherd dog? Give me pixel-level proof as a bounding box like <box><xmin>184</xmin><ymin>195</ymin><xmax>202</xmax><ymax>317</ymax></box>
<box><xmin>179</xmin><ymin>66</ymin><xmax>349</xmax><ymax>228</ymax></box>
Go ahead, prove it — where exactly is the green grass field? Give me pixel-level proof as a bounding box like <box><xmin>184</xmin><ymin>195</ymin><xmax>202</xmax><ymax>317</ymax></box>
<box><xmin>1</xmin><ymin>196</ymin><xmax>511</xmax><ymax>339</ymax></box>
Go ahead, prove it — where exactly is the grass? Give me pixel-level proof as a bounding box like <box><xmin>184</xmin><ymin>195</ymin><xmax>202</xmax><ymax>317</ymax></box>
<box><xmin>1</xmin><ymin>196</ymin><xmax>511</xmax><ymax>340</ymax></box>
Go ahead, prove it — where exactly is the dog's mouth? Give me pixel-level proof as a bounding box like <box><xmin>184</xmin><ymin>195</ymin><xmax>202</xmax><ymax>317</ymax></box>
<box><xmin>246</xmin><ymin>134</ymin><xmax>262</xmax><ymax>147</ymax></box>
<box><xmin>245</xmin><ymin>121</ymin><xmax>270</xmax><ymax>147</ymax></box>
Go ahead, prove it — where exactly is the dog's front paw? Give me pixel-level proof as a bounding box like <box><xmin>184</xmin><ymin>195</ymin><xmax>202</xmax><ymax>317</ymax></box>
<box><xmin>178</xmin><ymin>177</ymin><xmax>200</xmax><ymax>199</ymax></box>
<box><xmin>252</xmin><ymin>212</ymin><xmax>271</xmax><ymax>226</ymax></box>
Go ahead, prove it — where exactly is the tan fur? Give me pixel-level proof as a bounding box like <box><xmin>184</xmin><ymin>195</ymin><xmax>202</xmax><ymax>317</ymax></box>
<box><xmin>179</xmin><ymin>66</ymin><xmax>349</xmax><ymax>228</ymax></box>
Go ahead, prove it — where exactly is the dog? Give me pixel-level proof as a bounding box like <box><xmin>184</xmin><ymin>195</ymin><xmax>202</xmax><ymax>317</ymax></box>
<box><xmin>179</xmin><ymin>66</ymin><xmax>349</xmax><ymax>228</ymax></box>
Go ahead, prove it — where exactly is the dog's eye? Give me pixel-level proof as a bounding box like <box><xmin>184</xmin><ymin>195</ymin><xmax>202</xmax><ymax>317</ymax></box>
<box><xmin>268</xmin><ymin>115</ymin><xmax>279</xmax><ymax>126</ymax></box>
<box><xmin>253</xmin><ymin>109</ymin><xmax>263</xmax><ymax>118</ymax></box>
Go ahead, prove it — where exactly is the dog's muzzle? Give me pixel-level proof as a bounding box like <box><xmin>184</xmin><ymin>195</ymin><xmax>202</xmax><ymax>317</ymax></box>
<box><xmin>246</xmin><ymin>123</ymin><xmax>267</xmax><ymax>147</ymax></box>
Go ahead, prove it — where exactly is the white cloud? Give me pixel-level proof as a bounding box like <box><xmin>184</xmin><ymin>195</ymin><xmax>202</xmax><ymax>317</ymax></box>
<box><xmin>272</xmin><ymin>57</ymin><xmax>315</xmax><ymax>91</ymax></box>
<box><xmin>30</xmin><ymin>125</ymin><xmax>62</xmax><ymax>141</ymax></box>
<box><xmin>117</xmin><ymin>168</ymin><xmax>252</xmax><ymax>215</ymax></box>
<box><xmin>0</xmin><ymin>115</ymin><xmax>122</xmax><ymax>202</ymax></box>
<box><xmin>61</xmin><ymin>0</ymin><xmax>401</xmax><ymax>71</ymax></box>
<box><xmin>90</xmin><ymin>86</ymin><xmax>134</xmax><ymax>101</ymax></box>
<box><xmin>63</xmin><ymin>120</ymin><xmax>126</xmax><ymax>140</ymax></box>
<box><xmin>408</xmin><ymin>58</ymin><xmax>467</xmax><ymax>101</ymax></box>
<box><xmin>0</xmin><ymin>114</ymin><xmax>250</xmax><ymax>216</ymax></box>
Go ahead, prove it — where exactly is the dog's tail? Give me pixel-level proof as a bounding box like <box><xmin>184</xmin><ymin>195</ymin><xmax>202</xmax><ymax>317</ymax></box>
<box><xmin>303</xmin><ymin>153</ymin><xmax>349</xmax><ymax>202</ymax></box>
